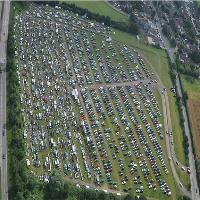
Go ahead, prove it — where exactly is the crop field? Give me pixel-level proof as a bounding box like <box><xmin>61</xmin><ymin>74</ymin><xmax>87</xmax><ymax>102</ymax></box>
<box><xmin>188</xmin><ymin>100</ymin><xmax>200</xmax><ymax>158</ymax></box>
<box><xmin>13</xmin><ymin>3</ymin><xmax>180</xmax><ymax>199</ymax></box>
<box><xmin>181</xmin><ymin>76</ymin><xmax>200</xmax><ymax>158</ymax></box>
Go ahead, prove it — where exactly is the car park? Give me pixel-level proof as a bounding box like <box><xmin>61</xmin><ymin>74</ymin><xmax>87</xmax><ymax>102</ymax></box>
<box><xmin>13</xmin><ymin>3</ymin><xmax>172</xmax><ymax>196</ymax></box>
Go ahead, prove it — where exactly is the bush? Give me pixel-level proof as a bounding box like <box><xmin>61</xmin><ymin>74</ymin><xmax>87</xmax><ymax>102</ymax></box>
<box><xmin>189</xmin><ymin>51</ymin><xmax>200</xmax><ymax>64</ymax></box>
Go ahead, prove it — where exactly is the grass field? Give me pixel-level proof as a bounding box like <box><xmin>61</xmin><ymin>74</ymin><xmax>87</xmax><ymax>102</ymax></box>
<box><xmin>175</xmin><ymin>164</ymin><xmax>190</xmax><ymax>190</ymax></box>
<box><xmin>111</xmin><ymin>29</ymin><xmax>184</xmax><ymax>198</ymax></box>
<box><xmin>64</xmin><ymin>1</ymin><xmax>129</xmax><ymax>23</ymax></box>
<box><xmin>13</xmin><ymin>2</ymin><xmax>188</xmax><ymax>199</ymax></box>
<box><xmin>181</xmin><ymin>76</ymin><xmax>200</xmax><ymax>101</ymax></box>
<box><xmin>111</xmin><ymin>29</ymin><xmax>187</xmax><ymax>166</ymax></box>
<box><xmin>181</xmin><ymin>75</ymin><xmax>200</xmax><ymax>159</ymax></box>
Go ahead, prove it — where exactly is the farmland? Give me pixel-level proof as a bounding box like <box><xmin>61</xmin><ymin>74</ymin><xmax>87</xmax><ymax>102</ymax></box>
<box><xmin>11</xmin><ymin>3</ymin><xmax>183</xmax><ymax>200</ymax></box>
<box><xmin>181</xmin><ymin>76</ymin><xmax>200</xmax><ymax>158</ymax></box>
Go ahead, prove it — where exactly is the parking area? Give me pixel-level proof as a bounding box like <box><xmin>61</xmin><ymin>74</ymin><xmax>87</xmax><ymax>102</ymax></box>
<box><xmin>13</xmin><ymin>3</ymin><xmax>175</xmax><ymax>197</ymax></box>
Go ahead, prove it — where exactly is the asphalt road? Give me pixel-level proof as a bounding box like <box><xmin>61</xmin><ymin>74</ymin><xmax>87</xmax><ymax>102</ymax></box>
<box><xmin>0</xmin><ymin>1</ymin><xmax>10</xmax><ymax>200</ymax></box>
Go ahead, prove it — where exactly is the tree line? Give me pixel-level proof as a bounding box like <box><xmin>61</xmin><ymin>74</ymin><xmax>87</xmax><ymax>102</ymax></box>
<box><xmin>33</xmin><ymin>1</ymin><xmax>139</xmax><ymax>35</ymax></box>
<box><xmin>166</xmin><ymin>53</ymin><xmax>189</xmax><ymax>162</ymax></box>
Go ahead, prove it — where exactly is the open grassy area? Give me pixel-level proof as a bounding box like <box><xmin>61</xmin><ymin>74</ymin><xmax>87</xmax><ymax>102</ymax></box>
<box><xmin>181</xmin><ymin>75</ymin><xmax>200</xmax><ymax>101</ymax></box>
<box><xmin>175</xmin><ymin>164</ymin><xmax>190</xmax><ymax>190</ymax></box>
<box><xmin>64</xmin><ymin>1</ymin><xmax>129</xmax><ymax>23</ymax></box>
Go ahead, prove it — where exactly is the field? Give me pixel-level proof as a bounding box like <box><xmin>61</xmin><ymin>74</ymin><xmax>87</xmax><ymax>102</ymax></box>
<box><xmin>11</xmin><ymin>3</ymin><xmax>182</xmax><ymax>199</ymax></box>
<box><xmin>64</xmin><ymin>1</ymin><xmax>129</xmax><ymax>23</ymax></box>
<box><xmin>181</xmin><ymin>75</ymin><xmax>200</xmax><ymax>158</ymax></box>
<box><xmin>188</xmin><ymin>100</ymin><xmax>200</xmax><ymax>158</ymax></box>
<box><xmin>111</xmin><ymin>29</ymin><xmax>187</xmax><ymax>166</ymax></box>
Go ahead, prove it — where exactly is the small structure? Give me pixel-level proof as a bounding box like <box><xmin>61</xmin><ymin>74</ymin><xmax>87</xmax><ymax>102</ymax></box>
<box><xmin>147</xmin><ymin>36</ymin><xmax>155</xmax><ymax>45</ymax></box>
<box><xmin>106</xmin><ymin>37</ymin><xmax>112</xmax><ymax>42</ymax></box>
<box><xmin>72</xmin><ymin>88</ymin><xmax>78</xmax><ymax>100</ymax></box>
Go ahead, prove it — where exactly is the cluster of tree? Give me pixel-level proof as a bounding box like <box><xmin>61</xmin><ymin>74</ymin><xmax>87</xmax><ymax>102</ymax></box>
<box><xmin>166</xmin><ymin>51</ymin><xmax>176</xmax><ymax>84</ymax></box>
<box><xmin>162</xmin><ymin>25</ymin><xmax>170</xmax><ymax>38</ymax></box>
<box><xmin>162</xmin><ymin>25</ymin><xmax>177</xmax><ymax>49</ymax></box>
<box><xmin>160</xmin><ymin>4</ymin><xmax>170</xmax><ymax>15</ymax></box>
<box><xmin>175</xmin><ymin>95</ymin><xmax>189</xmax><ymax>161</ymax></box>
<box><xmin>183</xmin><ymin>20</ymin><xmax>195</xmax><ymax>43</ymax></box>
<box><xmin>174</xmin><ymin>1</ymin><xmax>182</xmax><ymax>9</ymax></box>
<box><xmin>13</xmin><ymin>1</ymin><xmax>28</xmax><ymax>13</ymax></box>
<box><xmin>189</xmin><ymin>51</ymin><xmax>200</xmax><ymax>64</ymax></box>
<box><xmin>176</xmin><ymin>64</ymin><xmax>199</xmax><ymax>78</ymax></box>
<box><xmin>33</xmin><ymin>1</ymin><xmax>139</xmax><ymax>35</ymax></box>
<box><xmin>175</xmin><ymin>55</ymin><xmax>199</xmax><ymax>78</ymax></box>
<box><xmin>44</xmin><ymin>170</ymin><xmax>147</xmax><ymax>200</ymax></box>
<box><xmin>197</xmin><ymin>3</ymin><xmax>200</xmax><ymax>15</ymax></box>
<box><xmin>177</xmin><ymin>196</ymin><xmax>192</xmax><ymax>200</ymax></box>
<box><xmin>166</xmin><ymin>53</ymin><xmax>189</xmax><ymax>161</ymax></box>
<box><xmin>132</xmin><ymin>1</ymin><xmax>144</xmax><ymax>12</ymax></box>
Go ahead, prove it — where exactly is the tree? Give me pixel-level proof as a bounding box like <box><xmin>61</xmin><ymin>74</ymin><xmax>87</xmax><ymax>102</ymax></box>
<box><xmin>15</xmin><ymin>192</ymin><xmax>25</xmax><ymax>200</ymax></box>
<box><xmin>139</xmin><ymin>196</ymin><xmax>147</xmax><ymax>200</ymax></box>
<box><xmin>124</xmin><ymin>194</ymin><xmax>135</xmax><ymax>200</ymax></box>
<box><xmin>97</xmin><ymin>191</ymin><xmax>108</xmax><ymax>200</ymax></box>
<box><xmin>128</xmin><ymin>15</ymin><xmax>139</xmax><ymax>34</ymax></box>
<box><xmin>66</xmin><ymin>196</ymin><xmax>78</xmax><ymax>200</ymax></box>
<box><xmin>189</xmin><ymin>51</ymin><xmax>200</xmax><ymax>64</ymax></box>
<box><xmin>46</xmin><ymin>170</ymin><xmax>65</xmax><ymax>199</ymax></box>
<box><xmin>162</xmin><ymin>25</ymin><xmax>170</xmax><ymax>37</ymax></box>
<box><xmin>79</xmin><ymin>188</ymin><xmax>97</xmax><ymax>200</ymax></box>
<box><xmin>185</xmin><ymin>75</ymin><xmax>195</xmax><ymax>83</ymax></box>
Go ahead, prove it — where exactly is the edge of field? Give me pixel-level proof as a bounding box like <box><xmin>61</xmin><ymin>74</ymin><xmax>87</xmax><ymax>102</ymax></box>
<box><xmin>63</xmin><ymin>1</ymin><xmax>188</xmax><ymax>197</ymax></box>
<box><xmin>12</xmin><ymin>1</ymin><xmax>189</xmax><ymax>199</ymax></box>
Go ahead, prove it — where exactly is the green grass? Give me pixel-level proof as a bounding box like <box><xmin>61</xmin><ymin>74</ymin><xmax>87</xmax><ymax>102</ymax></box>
<box><xmin>181</xmin><ymin>75</ymin><xmax>200</xmax><ymax>101</ymax></box>
<box><xmin>112</xmin><ymin>29</ymin><xmax>187</xmax><ymax>167</ymax></box>
<box><xmin>16</xmin><ymin>2</ymin><xmax>188</xmax><ymax>198</ymax></box>
<box><xmin>64</xmin><ymin>1</ymin><xmax>129</xmax><ymax>23</ymax></box>
<box><xmin>196</xmin><ymin>1</ymin><xmax>200</xmax><ymax>6</ymax></box>
<box><xmin>168</xmin><ymin>95</ymin><xmax>187</xmax><ymax>166</ymax></box>
<box><xmin>88</xmin><ymin>25</ymin><xmax>184</xmax><ymax>197</ymax></box>
<box><xmin>175</xmin><ymin>165</ymin><xmax>190</xmax><ymax>190</ymax></box>
<box><xmin>111</xmin><ymin>29</ymin><xmax>172</xmax><ymax>88</ymax></box>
